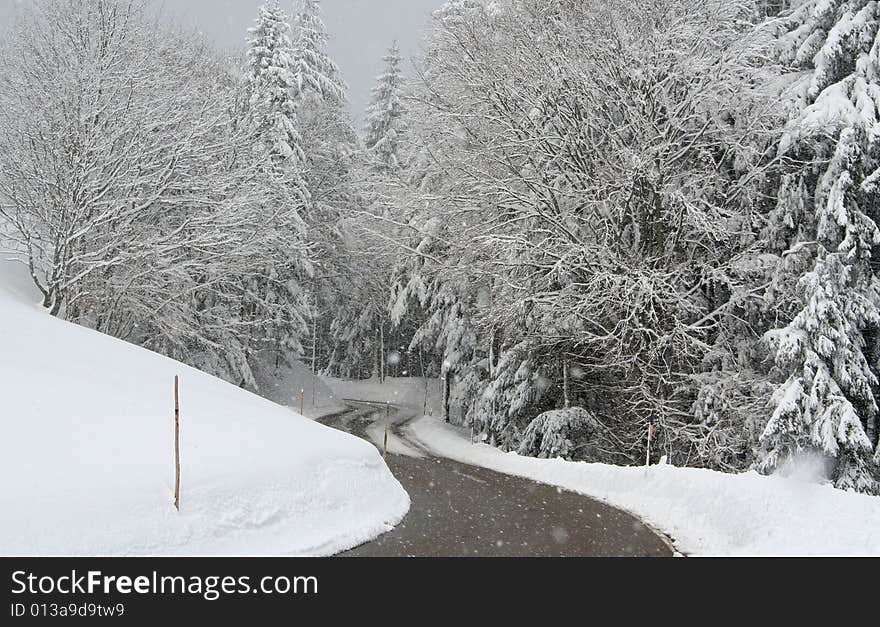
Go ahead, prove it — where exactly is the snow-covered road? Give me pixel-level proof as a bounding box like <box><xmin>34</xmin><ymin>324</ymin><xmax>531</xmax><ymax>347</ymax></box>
<box><xmin>320</xmin><ymin>401</ymin><xmax>673</xmax><ymax>557</ymax></box>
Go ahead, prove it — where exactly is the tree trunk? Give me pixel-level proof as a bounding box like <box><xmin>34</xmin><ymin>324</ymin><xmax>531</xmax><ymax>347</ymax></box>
<box><xmin>379</xmin><ymin>321</ymin><xmax>385</xmax><ymax>384</ymax></box>
<box><xmin>563</xmin><ymin>357</ymin><xmax>570</xmax><ymax>409</ymax></box>
<box><xmin>311</xmin><ymin>301</ymin><xmax>318</xmax><ymax>374</ymax></box>
<box><xmin>311</xmin><ymin>304</ymin><xmax>317</xmax><ymax>406</ymax></box>
<box><xmin>488</xmin><ymin>328</ymin><xmax>495</xmax><ymax>380</ymax></box>
<box><xmin>442</xmin><ymin>368</ymin><xmax>451</xmax><ymax>423</ymax></box>
<box><xmin>374</xmin><ymin>327</ymin><xmax>380</xmax><ymax>380</ymax></box>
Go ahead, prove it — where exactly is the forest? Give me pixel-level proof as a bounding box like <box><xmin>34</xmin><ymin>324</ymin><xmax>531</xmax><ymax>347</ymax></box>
<box><xmin>2</xmin><ymin>0</ymin><xmax>880</xmax><ymax>495</ymax></box>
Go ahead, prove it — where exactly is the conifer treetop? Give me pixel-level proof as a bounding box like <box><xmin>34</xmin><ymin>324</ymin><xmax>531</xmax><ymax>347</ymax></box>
<box><xmin>363</xmin><ymin>41</ymin><xmax>406</xmax><ymax>171</ymax></box>
<box><xmin>247</xmin><ymin>2</ymin><xmax>308</xmax><ymax>185</ymax></box>
<box><xmin>290</xmin><ymin>0</ymin><xmax>348</xmax><ymax>104</ymax></box>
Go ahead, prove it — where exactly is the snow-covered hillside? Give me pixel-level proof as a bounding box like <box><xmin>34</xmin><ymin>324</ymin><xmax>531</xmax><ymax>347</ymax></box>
<box><xmin>0</xmin><ymin>262</ymin><xmax>409</xmax><ymax>556</ymax></box>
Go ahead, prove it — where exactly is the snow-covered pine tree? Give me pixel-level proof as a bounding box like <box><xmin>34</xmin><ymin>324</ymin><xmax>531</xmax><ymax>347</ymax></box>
<box><xmin>761</xmin><ymin>0</ymin><xmax>880</xmax><ymax>492</ymax></box>
<box><xmin>247</xmin><ymin>1</ymin><xmax>308</xmax><ymax>182</ymax></box>
<box><xmin>243</xmin><ymin>2</ymin><xmax>314</xmax><ymax>380</ymax></box>
<box><xmin>363</xmin><ymin>42</ymin><xmax>407</xmax><ymax>172</ymax></box>
<box><xmin>763</xmin><ymin>252</ymin><xmax>879</xmax><ymax>493</ymax></box>
<box><xmin>290</xmin><ymin>0</ymin><xmax>347</xmax><ymax>104</ymax></box>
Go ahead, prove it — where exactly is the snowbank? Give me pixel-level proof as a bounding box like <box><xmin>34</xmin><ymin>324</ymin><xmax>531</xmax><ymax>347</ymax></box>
<box><xmin>407</xmin><ymin>417</ymin><xmax>880</xmax><ymax>556</ymax></box>
<box><xmin>0</xmin><ymin>262</ymin><xmax>409</xmax><ymax>556</ymax></box>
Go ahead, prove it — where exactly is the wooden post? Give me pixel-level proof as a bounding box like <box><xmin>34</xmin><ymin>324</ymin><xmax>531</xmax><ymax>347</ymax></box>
<box><xmin>173</xmin><ymin>375</ymin><xmax>180</xmax><ymax>512</ymax></box>
<box><xmin>646</xmin><ymin>420</ymin><xmax>654</xmax><ymax>468</ymax></box>
<box><xmin>300</xmin><ymin>388</ymin><xmax>305</xmax><ymax>416</ymax></box>
<box><xmin>384</xmin><ymin>423</ymin><xmax>389</xmax><ymax>459</ymax></box>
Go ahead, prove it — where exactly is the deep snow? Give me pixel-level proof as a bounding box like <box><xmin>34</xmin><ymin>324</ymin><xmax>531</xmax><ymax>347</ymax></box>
<box><xmin>0</xmin><ymin>261</ymin><xmax>409</xmax><ymax>556</ymax></box>
<box><xmin>328</xmin><ymin>377</ymin><xmax>880</xmax><ymax>556</ymax></box>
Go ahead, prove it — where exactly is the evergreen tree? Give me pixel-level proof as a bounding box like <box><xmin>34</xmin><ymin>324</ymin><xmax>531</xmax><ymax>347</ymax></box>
<box><xmin>247</xmin><ymin>1</ymin><xmax>308</xmax><ymax>180</ymax></box>
<box><xmin>290</xmin><ymin>0</ymin><xmax>347</xmax><ymax>104</ymax></box>
<box><xmin>244</xmin><ymin>2</ymin><xmax>314</xmax><ymax>378</ymax></box>
<box><xmin>284</xmin><ymin>2</ymin><xmax>366</xmax><ymax>381</ymax></box>
<box><xmin>363</xmin><ymin>42</ymin><xmax>407</xmax><ymax>172</ymax></box>
<box><xmin>761</xmin><ymin>0</ymin><xmax>880</xmax><ymax>491</ymax></box>
<box><xmin>775</xmin><ymin>0</ymin><xmax>880</xmax><ymax>103</ymax></box>
<box><xmin>763</xmin><ymin>252</ymin><xmax>879</xmax><ymax>492</ymax></box>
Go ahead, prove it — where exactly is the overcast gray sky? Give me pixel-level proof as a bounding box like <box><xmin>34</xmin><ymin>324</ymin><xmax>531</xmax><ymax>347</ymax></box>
<box><xmin>0</xmin><ymin>0</ymin><xmax>445</xmax><ymax>124</ymax></box>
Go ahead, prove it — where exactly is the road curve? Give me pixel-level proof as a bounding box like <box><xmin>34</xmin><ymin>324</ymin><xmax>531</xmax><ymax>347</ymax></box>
<box><xmin>319</xmin><ymin>401</ymin><xmax>673</xmax><ymax>557</ymax></box>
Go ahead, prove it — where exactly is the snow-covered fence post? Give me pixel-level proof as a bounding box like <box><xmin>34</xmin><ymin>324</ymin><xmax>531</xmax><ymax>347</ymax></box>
<box><xmin>300</xmin><ymin>388</ymin><xmax>305</xmax><ymax>416</ymax></box>
<box><xmin>646</xmin><ymin>420</ymin><xmax>654</xmax><ymax>468</ymax></box>
<box><xmin>173</xmin><ymin>375</ymin><xmax>181</xmax><ymax>512</ymax></box>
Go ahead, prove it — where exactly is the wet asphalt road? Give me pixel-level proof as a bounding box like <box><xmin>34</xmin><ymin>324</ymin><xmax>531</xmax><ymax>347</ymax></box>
<box><xmin>319</xmin><ymin>402</ymin><xmax>672</xmax><ymax>557</ymax></box>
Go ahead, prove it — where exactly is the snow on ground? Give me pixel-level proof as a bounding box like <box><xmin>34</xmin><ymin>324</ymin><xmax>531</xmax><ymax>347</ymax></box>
<box><xmin>330</xmin><ymin>377</ymin><xmax>880</xmax><ymax>556</ymax></box>
<box><xmin>0</xmin><ymin>261</ymin><xmax>409</xmax><ymax>556</ymax></box>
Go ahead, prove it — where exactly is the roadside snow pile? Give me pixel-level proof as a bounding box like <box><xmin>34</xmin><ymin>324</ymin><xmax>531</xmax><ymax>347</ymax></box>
<box><xmin>408</xmin><ymin>416</ymin><xmax>880</xmax><ymax>556</ymax></box>
<box><xmin>0</xmin><ymin>262</ymin><xmax>409</xmax><ymax>556</ymax></box>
